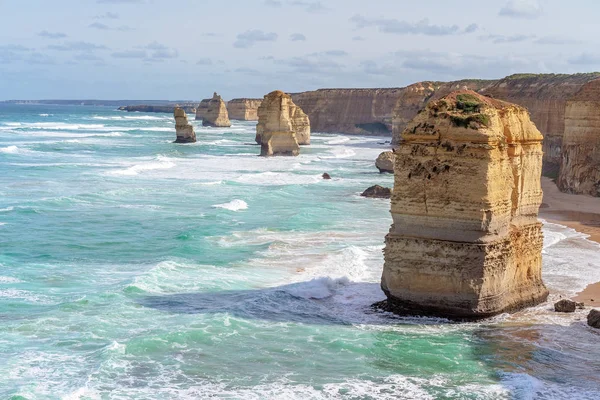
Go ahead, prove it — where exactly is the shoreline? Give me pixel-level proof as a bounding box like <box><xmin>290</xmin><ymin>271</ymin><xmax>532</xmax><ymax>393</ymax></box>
<box><xmin>539</xmin><ymin>177</ymin><xmax>600</xmax><ymax>305</ymax></box>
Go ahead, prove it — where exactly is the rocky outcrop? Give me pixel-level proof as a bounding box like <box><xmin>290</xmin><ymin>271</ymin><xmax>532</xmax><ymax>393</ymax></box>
<box><xmin>195</xmin><ymin>98</ymin><xmax>210</xmax><ymax>121</ymax></box>
<box><xmin>227</xmin><ymin>98</ymin><xmax>262</xmax><ymax>120</ymax></box>
<box><xmin>322</xmin><ymin>173</ymin><xmax>331</xmax><ymax>180</ymax></box>
<box><xmin>173</xmin><ymin>107</ymin><xmax>196</xmax><ymax>143</ymax></box>
<box><xmin>483</xmin><ymin>73</ymin><xmax>600</xmax><ymax>177</ymax></box>
<box><xmin>557</xmin><ymin>78</ymin><xmax>600</xmax><ymax>196</ymax></box>
<box><xmin>256</xmin><ymin>90</ymin><xmax>310</xmax><ymax>156</ymax></box>
<box><xmin>202</xmin><ymin>93</ymin><xmax>231</xmax><ymax>127</ymax></box>
<box><xmin>376</xmin><ymin>151</ymin><xmax>395</xmax><ymax>173</ymax></box>
<box><xmin>554</xmin><ymin>299</ymin><xmax>579</xmax><ymax>312</ymax></box>
<box><xmin>381</xmin><ymin>91</ymin><xmax>548</xmax><ymax>319</ymax></box>
<box><xmin>588</xmin><ymin>309</ymin><xmax>600</xmax><ymax>328</ymax></box>
<box><xmin>361</xmin><ymin>185</ymin><xmax>392</xmax><ymax>199</ymax></box>
<box><xmin>119</xmin><ymin>104</ymin><xmax>196</xmax><ymax>114</ymax></box>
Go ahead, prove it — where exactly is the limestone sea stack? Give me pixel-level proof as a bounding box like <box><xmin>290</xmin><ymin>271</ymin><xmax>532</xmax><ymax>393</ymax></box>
<box><xmin>376</xmin><ymin>151</ymin><xmax>395</xmax><ymax>173</ymax></box>
<box><xmin>557</xmin><ymin>78</ymin><xmax>600</xmax><ymax>197</ymax></box>
<box><xmin>256</xmin><ymin>90</ymin><xmax>310</xmax><ymax>156</ymax></box>
<box><xmin>173</xmin><ymin>107</ymin><xmax>196</xmax><ymax>143</ymax></box>
<box><xmin>227</xmin><ymin>98</ymin><xmax>262</xmax><ymax>121</ymax></box>
<box><xmin>381</xmin><ymin>90</ymin><xmax>548</xmax><ymax>319</ymax></box>
<box><xmin>195</xmin><ymin>98</ymin><xmax>210</xmax><ymax>121</ymax></box>
<box><xmin>202</xmin><ymin>92</ymin><xmax>231</xmax><ymax>127</ymax></box>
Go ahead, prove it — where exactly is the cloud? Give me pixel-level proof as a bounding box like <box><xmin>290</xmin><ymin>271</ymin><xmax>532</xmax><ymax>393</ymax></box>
<box><xmin>274</xmin><ymin>50</ymin><xmax>346</xmax><ymax>75</ymax></box>
<box><xmin>568</xmin><ymin>53</ymin><xmax>600</xmax><ymax>65</ymax></box>
<box><xmin>47</xmin><ymin>41</ymin><xmax>108</xmax><ymax>51</ymax></box>
<box><xmin>26</xmin><ymin>52</ymin><xmax>56</xmax><ymax>65</ymax></box>
<box><xmin>264</xmin><ymin>0</ymin><xmax>282</xmax><ymax>6</ymax></box>
<box><xmin>352</xmin><ymin>36</ymin><xmax>365</xmax><ymax>41</ymax></box>
<box><xmin>38</xmin><ymin>30</ymin><xmax>67</xmax><ymax>39</ymax></box>
<box><xmin>95</xmin><ymin>12</ymin><xmax>119</xmax><ymax>19</ymax></box>
<box><xmin>499</xmin><ymin>0</ymin><xmax>543</xmax><ymax>19</ymax></box>
<box><xmin>89</xmin><ymin>22</ymin><xmax>110</xmax><ymax>30</ymax></box>
<box><xmin>97</xmin><ymin>0</ymin><xmax>143</xmax><ymax>3</ymax></box>
<box><xmin>290</xmin><ymin>33</ymin><xmax>306</xmax><ymax>41</ymax></box>
<box><xmin>290</xmin><ymin>1</ymin><xmax>328</xmax><ymax>13</ymax></box>
<box><xmin>235</xmin><ymin>67</ymin><xmax>261</xmax><ymax>74</ymax></box>
<box><xmin>142</xmin><ymin>41</ymin><xmax>178</xmax><ymax>58</ymax></box>
<box><xmin>479</xmin><ymin>34</ymin><xmax>534</xmax><ymax>44</ymax></box>
<box><xmin>196</xmin><ymin>58</ymin><xmax>213</xmax><ymax>65</ymax></box>
<box><xmin>320</xmin><ymin>50</ymin><xmax>348</xmax><ymax>57</ymax></box>
<box><xmin>0</xmin><ymin>44</ymin><xmax>31</xmax><ymax>51</ymax></box>
<box><xmin>535</xmin><ymin>36</ymin><xmax>582</xmax><ymax>45</ymax></box>
<box><xmin>233</xmin><ymin>30</ymin><xmax>278</xmax><ymax>48</ymax></box>
<box><xmin>74</xmin><ymin>53</ymin><xmax>104</xmax><ymax>62</ymax></box>
<box><xmin>111</xmin><ymin>49</ymin><xmax>146</xmax><ymax>58</ymax></box>
<box><xmin>350</xmin><ymin>15</ymin><xmax>477</xmax><ymax>36</ymax></box>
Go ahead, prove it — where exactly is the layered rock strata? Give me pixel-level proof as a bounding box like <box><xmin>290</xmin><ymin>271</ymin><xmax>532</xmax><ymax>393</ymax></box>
<box><xmin>256</xmin><ymin>90</ymin><xmax>310</xmax><ymax>156</ymax></box>
<box><xmin>483</xmin><ymin>73</ymin><xmax>600</xmax><ymax>177</ymax></box>
<box><xmin>119</xmin><ymin>104</ymin><xmax>196</xmax><ymax>113</ymax></box>
<box><xmin>382</xmin><ymin>90</ymin><xmax>548</xmax><ymax>319</ymax></box>
<box><xmin>376</xmin><ymin>151</ymin><xmax>395</xmax><ymax>173</ymax></box>
<box><xmin>227</xmin><ymin>98</ymin><xmax>262</xmax><ymax>120</ymax></box>
<box><xmin>173</xmin><ymin>107</ymin><xmax>196</xmax><ymax>143</ymax></box>
<box><xmin>202</xmin><ymin>93</ymin><xmax>231</xmax><ymax>127</ymax></box>
<box><xmin>557</xmin><ymin>78</ymin><xmax>600</xmax><ymax>196</ymax></box>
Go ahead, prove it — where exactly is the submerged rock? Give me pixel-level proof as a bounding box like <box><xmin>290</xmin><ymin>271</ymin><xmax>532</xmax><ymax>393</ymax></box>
<box><xmin>173</xmin><ymin>107</ymin><xmax>196</xmax><ymax>143</ymax></box>
<box><xmin>376</xmin><ymin>151</ymin><xmax>395</xmax><ymax>173</ymax></box>
<box><xmin>322</xmin><ymin>173</ymin><xmax>331</xmax><ymax>180</ymax></box>
<box><xmin>203</xmin><ymin>92</ymin><xmax>231</xmax><ymax>127</ymax></box>
<box><xmin>588</xmin><ymin>309</ymin><xmax>600</xmax><ymax>328</ymax></box>
<box><xmin>361</xmin><ymin>185</ymin><xmax>391</xmax><ymax>199</ymax></box>
<box><xmin>256</xmin><ymin>90</ymin><xmax>310</xmax><ymax>156</ymax></box>
<box><xmin>381</xmin><ymin>90</ymin><xmax>548</xmax><ymax>319</ymax></box>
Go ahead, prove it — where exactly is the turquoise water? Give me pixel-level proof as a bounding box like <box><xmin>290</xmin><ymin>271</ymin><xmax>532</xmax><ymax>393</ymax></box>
<box><xmin>1</xmin><ymin>104</ymin><xmax>599</xmax><ymax>399</ymax></box>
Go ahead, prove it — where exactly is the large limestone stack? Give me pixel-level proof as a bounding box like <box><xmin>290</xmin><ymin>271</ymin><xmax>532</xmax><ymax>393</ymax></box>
<box><xmin>202</xmin><ymin>93</ymin><xmax>231</xmax><ymax>127</ymax></box>
<box><xmin>256</xmin><ymin>90</ymin><xmax>310</xmax><ymax>156</ymax></box>
<box><xmin>382</xmin><ymin>90</ymin><xmax>548</xmax><ymax>319</ymax></box>
<box><xmin>173</xmin><ymin>107</ymin><xmax>196</xmax><ymax>143</ymax></box>
<box><xmin>557</xmin><ymin>79</ymin><xmax>600</xmax><ymax>197</ymax></box>
<box><xmin>227</xmin><ymin>98</ymin><xmax>263</xmax><ymax>120</ymax></box>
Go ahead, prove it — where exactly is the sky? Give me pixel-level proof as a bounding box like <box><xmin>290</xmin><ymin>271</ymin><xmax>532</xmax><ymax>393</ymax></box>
<box><xmin>0</xmin><ymin>0</ymin><xmax>599</xmax><ymax>100</ymax></box>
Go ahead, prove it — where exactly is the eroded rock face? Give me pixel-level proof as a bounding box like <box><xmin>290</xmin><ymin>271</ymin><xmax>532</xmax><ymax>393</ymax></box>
<box><xmin>227</xmin><ymin>98</ymin><xmax>262</xmax><ymax>121</ymax></box>
<box><xmin>588</xmin><ymin>309</ymin><xmax>600</xmax><ymax>329</ymax></box>
<box><xmin>554</xmin><ymin>299</ymin><xmax>577</xmax><ymax>313</ymax></box>
<box><xmin>361</xmin><ymin>185</ymin><xmax>392</xmax><ymax>199</ymax></box>
<box><xmin>382</xmin><ymin>90</ymin><xmax>548</xmax><ymax>319</ymax></box>
<box><xmin>202</xmin><ymin>93</ymin><xmax>231</xmax><ymax>127</ymax></box>
<box><xmin>483</xmin><ymin>73</ymin><xmax>600</xmax><ymax>177</ymax></box>
<box><xmin>195</xmin><ymin>98</ymin><xmax>210</xmax><ymax>121</ymax></box>
<box><xmin>376</xmin><ymin>151</ymin><xmax>395</xmax><ymax>173</ymax></box>
<box><xmin>256</xmin><ymin>90</ymin><xmax>310</xmax><ymax>156</ymax></box>
<box><xmin>557</xmin><ymin>78</ymin><xmax>600</xmax><ymax>197</ymax></box>
<box><xmin>174</xmin><ymin>107</ymin><xmax>196</xmax><ymax>143</ymax></box>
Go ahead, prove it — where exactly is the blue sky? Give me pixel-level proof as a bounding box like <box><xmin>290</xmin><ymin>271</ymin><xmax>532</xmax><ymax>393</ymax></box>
<box><xmin>0</xmin><ymin>0</ymin><xmax>598</xmax><ymax>100</ymax></box>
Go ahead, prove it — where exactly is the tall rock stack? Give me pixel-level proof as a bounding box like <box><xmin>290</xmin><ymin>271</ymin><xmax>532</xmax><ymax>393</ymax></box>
<box><xmin>381</xmin><ymin>91</ymin><xmax>548</xmax><ymax>319</ymax></box>
<box><xmin>557</xmin><ymin>79</ymin><xmax>600</xmax><ymax>197</ymax></box>
<box><xmin>195</xmin><ymin>98</ymin><xmax>210</xmax><ymax>121</ymax></box>
<box><xmin>173</xmin><ymin>107</ymin><xmax>196</xmax><ymax>143</ymax></box>
<box><xmin>256</xmin><ymin>90</ymin><xmax>310</xmax><ymax>156</ymax></box>
<box><xmin>202</xmin><ymin>92</ymin><xmax>231</xmax><ymax>127</ymax></box>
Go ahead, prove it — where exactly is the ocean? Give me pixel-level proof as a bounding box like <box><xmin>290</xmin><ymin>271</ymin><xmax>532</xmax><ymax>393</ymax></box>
<box><xmin>0</xmin><ymin>104</ymin><xmax>599</xmax><ymax>399</ymax></box>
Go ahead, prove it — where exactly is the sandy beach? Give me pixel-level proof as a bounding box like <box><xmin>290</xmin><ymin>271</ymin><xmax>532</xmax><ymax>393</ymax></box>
<box><xmin>540</xmin><ymin>177</ymin><xmax>600</xmax><ymax>305</ymax></box>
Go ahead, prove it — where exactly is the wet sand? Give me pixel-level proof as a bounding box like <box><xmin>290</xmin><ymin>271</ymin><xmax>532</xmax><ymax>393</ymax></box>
<box><xmin>539</xmin><ymin>177</ymin><xmax>600</xmax><ymax>305</ymax></box>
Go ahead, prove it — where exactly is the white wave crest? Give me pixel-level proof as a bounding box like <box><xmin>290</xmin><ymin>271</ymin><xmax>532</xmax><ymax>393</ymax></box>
<box><xmin>109</xmin><ymin>156</ymin><xmax>176</xmax><ymax>176</ymax></box>
<box><xmin>212</xmin><ymin>199</ymin><xmax>248</xmax><ymax>211</ymax></box>
<box><xmin>0</xmin><ymin>145</ymin><xmax>19</xmax><ymax>154</ymax></box>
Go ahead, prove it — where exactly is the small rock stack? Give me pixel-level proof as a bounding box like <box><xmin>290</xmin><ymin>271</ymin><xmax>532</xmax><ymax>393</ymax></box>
<box><xmin>202</xmin><ymin>92</ymin><xmax>231</xmax><ymax>127</ymax></box>
<box><xmin>174</xmin><ymin>107</ymin><xmax>196</xmax><ymax>143</ymax></box>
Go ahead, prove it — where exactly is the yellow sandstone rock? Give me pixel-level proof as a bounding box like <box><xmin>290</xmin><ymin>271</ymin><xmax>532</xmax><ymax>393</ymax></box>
<box><xmin>382</xmin><ymin>90</ymin><xmax>548</xmax><ymax>319</ymax></box>
<box><xmin>202</xmin><ymin>93</ymin><xmax>231</xmax><ymax>127</ymax></box>
<box><xmin>256</xmin><ymin>90</ymin><xmax>310</xmax><ymax>156</ymax></box>
<box><xmin>557</xmin><ymin>78</ymin><xmax>600</xmax><ymax>197</ymax></box>
<box><xmin>227</xmin><ymin>98</ymin><xmax>262</xmax><ymax>121</ymax></box>
<box><xmin>173</xmin><ymin>107</ymin><xmax>196</xmax><ymax>143</ymax></box>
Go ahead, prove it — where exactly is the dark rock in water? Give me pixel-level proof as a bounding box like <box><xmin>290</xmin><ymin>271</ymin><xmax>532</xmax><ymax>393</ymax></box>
<box><xmin>554</xmin><ymin>299</ymin><xmax>578</xmax><ymax>313</ymax></box>
<box><xmin>361</xmin><ymin>185</ymin><xmax>391</xmax><ymax>199</ymax></box>
<box><xmin>588</xmin><ymin>309</ymin><xmax>600</xmax><ymax>328</ymax></box>
<box><xmin>322</xmin><ymin>173</ymin><xmax>331</xmax><ymax>180</ymax></box>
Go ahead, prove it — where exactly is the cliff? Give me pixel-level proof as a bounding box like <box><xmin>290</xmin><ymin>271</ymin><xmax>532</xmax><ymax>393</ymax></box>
<box><xmin>557</xmin><ymin>78</ymin><xmax>600</xmax><ymax>196</ymax></box>
<box><xmin>227</xmin><ymin>98</ymin><xmax>262</xmax><ymax>121</ymax></box>
<box><xmin>119</xmin><ymin>104</ymin><xmax>196</xmax><ymax>114</ymax></box>
<box><xmin>256</xmin><ymin>90</ymin><xmax>309</xmax><ymax>156</ymax></box>
<box><xmin>173</xmin><ymin>107</ymin><xmax>196</xmax><ymax>143</ymax></box>
<box><xmin>382</xmin><ymin>91</ymin><xmax>548</xmax><ymax>319</ymax></box>
<box><xmin>482</xmin><ymin>73</ymin><xmax>600</xmax><ymax>177</ymax></box>
<box><xmin>195</xmin><ymin>98</ymin><xmax>210</xmax><ymax>121</ymax></box>
<box><xmin>202</xmin><ymin>93</ymin><xmax>231</xmax><ymax>127</ymax></box>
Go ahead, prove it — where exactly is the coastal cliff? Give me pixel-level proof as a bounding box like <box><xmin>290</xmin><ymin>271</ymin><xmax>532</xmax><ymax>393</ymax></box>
<box><xmin>382</xmin><ymin>91</ymin><xmax>548</xmax><ymax>319</ymax></box>
<box><xmin>202</xmin><ymin>93</ymin><xmax>231</xmax><ymax>127</ymax></box>
<box><xmin>119</xmin><ymin>104</ymin><xmax>196</xmax><ymax>114</ymax></box>
<box><xmin>227</xmin><ymin>98</ymin><xmax>262</xmax><ymax>121</ymax></box>
<box><xmin>482</xmin><ymin>73</ymin><xmax>600</xmax><ymax>176</ymax></box>
<box><xmin>557</xmin><ymin>78</ymin><xmax>600</xmax><ymax>196</ymax></box>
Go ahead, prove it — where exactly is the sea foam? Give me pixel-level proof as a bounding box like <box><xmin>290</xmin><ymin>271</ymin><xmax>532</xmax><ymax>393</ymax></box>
<box><xmin>212</xmin><ymin>199</ymin><xmax>248</xmax><ymax>211</ymax></box>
